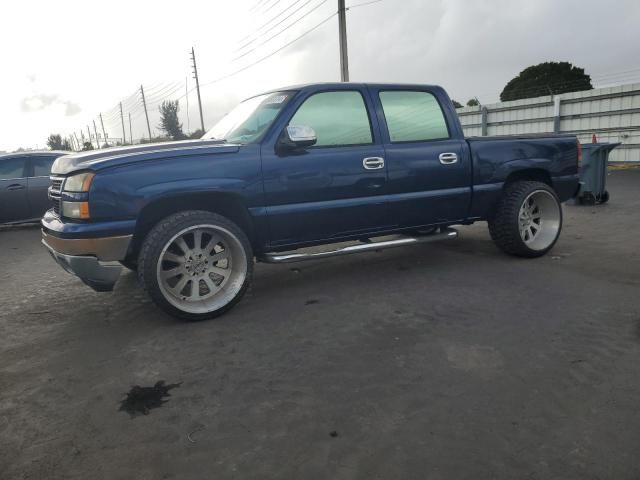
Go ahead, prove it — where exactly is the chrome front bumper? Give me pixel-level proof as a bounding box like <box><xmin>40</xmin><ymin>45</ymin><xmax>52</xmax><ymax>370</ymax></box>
<box><xmin>42</xmin><ymin>231</ymin><xmax>132</xmax><ymax>292</ymax></box>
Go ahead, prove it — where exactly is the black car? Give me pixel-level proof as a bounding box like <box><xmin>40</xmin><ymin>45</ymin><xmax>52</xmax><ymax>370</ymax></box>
<box><xmin>0</xmin><ymin>151</ymin><xmax>70</xmax><ymax>224</ymax></box>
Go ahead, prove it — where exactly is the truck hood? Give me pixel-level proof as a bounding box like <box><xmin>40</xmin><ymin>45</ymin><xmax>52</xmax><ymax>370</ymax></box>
<box><xmin>51</xmin><ymin>139</ymin><xmax>240</xmax><ymax>175</ymax></box>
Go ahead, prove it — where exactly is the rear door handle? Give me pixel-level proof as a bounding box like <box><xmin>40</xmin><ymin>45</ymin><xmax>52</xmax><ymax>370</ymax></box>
<box><xmin>439</xmin><ymin>153</ymin><xmax>458</xmax><ymax>165</ymax></box>
<box><xmin>363</xmin><ymin>157</ymin><xmax>385</xmax><ymax>170</ymax></box>
<box><xmin>6</xmin><ymin>184</ymin><xmax>26</xmax><ymax>191</ymax></box>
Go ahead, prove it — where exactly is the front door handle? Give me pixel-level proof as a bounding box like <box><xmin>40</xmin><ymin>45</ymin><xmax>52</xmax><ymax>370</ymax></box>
<box><xmin>439</xmin><ymin>153</ymin><xmax>458</xmax><ymax>165</ymax></box>
<box><xmin>363</xmin><ymin>157</ymin><xmax>385</xmax><ymax>170</ymax></box>
<box><xmin>6</xmin><ymin>184</ymin><xmax>26</xmax><ymax>191</ymax></box>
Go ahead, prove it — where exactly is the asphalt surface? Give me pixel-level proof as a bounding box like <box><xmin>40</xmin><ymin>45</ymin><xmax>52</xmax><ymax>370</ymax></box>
<box><xmin>1</xmin><ymin>170</ymin><xmax>639</xmax><ymax>480</ymax></box>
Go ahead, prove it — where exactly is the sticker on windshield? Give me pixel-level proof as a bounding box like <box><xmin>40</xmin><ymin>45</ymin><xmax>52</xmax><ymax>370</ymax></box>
<box><xmin>264</xmin><ymin>94</ymin><xmax>288</xmax><ymax>105</ymax></box>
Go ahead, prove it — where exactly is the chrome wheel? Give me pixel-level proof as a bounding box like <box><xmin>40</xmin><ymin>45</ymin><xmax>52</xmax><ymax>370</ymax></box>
<box><xmin>518</xmin><ymin>190</ymin><xmax>561</xmax><ymax>251</ymax></box>
<box><xmin>156</xmin><ymin>224</ymin><xmax>248</xmax><ymax>314</ymax></box>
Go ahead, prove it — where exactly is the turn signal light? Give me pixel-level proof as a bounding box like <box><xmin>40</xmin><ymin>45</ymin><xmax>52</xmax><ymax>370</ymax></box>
<box><xmin>61</xmin><ymin>201</ymin><xmax>91</xmax><ymax>219</ymax></box>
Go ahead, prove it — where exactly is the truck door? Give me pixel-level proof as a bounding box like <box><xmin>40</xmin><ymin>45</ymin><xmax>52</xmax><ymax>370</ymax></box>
<box><xmin>372</xmin><ymin>87</ymin><xmax>471</xmax><ymax>227</ymax></box>
<box><xmin>261</xmin><ymin>88</ymin><xmax>390</xmax><ymax>248</ymax></box>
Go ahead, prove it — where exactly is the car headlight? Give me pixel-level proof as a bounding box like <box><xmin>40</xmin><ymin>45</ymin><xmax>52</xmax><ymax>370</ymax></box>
<box><xmin>61</xmin><ymin>172</ymin><xmax>94</xmax><ymax>219</ymax></box>
<box><xmin>63</xmin><ymin>172</ymin><xmax>95</xmax><ymax>192</ymax></box>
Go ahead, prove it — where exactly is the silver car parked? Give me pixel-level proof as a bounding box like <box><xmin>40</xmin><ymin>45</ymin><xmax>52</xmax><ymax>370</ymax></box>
<box><xmin>0</xmin><ymin>151</ymin><xmax>70</xmax><ymax>224</ymax></box>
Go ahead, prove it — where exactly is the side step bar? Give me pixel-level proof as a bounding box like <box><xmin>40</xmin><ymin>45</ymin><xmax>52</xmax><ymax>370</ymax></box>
<box><xmin>259</xmin><ymin>228</ymin><xmax>458</xmax><ymax>264</ymax></box>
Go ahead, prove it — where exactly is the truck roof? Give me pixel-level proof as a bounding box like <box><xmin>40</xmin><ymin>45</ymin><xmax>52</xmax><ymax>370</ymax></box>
<box><xmin>265</xmin><ymin>82</ymin><xmax>443</xmax><ymax>94</ymax></box>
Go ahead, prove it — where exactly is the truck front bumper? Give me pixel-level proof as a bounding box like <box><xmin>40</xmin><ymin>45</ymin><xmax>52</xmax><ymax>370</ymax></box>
<box><xmin>41</xmin><ymin>230</ymin><xmax>132</xmax><ymax>292</ymax></box>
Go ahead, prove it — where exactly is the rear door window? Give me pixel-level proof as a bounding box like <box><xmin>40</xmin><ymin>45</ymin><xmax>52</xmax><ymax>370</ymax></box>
<box><xmin>289</xmin><ymin>91</ymin><xmax>373</xmax><ymax>147</ymax></box>
<box><xmin>0</xmin><ymin>158</ymin><xmax>26</xmax><ymax>179</ymax></box>
<box><xmin>379</xmin><ymin>91</ymin><xmax>449</xmax><ymax>143</ymax></box>
<box><xmin>31</xmin><ymin>156</ymin><xmax>56</xmax><ymax>177</ymax></box>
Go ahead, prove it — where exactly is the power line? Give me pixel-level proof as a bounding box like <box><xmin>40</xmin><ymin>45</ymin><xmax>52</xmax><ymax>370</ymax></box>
<box><xmin>200</xmin><ymin>12</ymin><xmax>337</xmax><ymax>89</ymax></box>
<box><xmin>237</xmin><ymin>0</ymin><xmax>312</xmax><ymax>51</ymax></box>
<box><xmin>144</xmin><ymin>84</ymin><xmax>186</xmax><ymax>105</ymax></box>
<box><xmin>347</xmin><ymin>0</ymin><xmax>383</xmax><ymax>9</ymax></box>
<box><xmin>143</xmin><ymin>82</ymin><xmax>185</xmax><ymax>101</ymax></box>
<box><xmin>234</xmin><ymin>0</ymin><xmax>329</xmax><ymax>61</ymax></box>
<box><xmin>262</xmin><ymin>0</ymin><xmax>282</xmax><ymax>14</ymax></box>
<box><xmin>249</xmin><ymin>0</ymin><xmax>271</xmax><ymax>12</ymax></box>
<box><xmin>144</xmin><ymin>80</ymin><xmax>183</xmax><ymax>96</ymax></box>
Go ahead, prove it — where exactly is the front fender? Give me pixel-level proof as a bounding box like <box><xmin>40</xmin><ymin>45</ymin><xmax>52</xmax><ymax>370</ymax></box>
<box><xmin>88</xmin><ymin>148</ymin><xmax>263</xmax><ymax>220</ymax></box>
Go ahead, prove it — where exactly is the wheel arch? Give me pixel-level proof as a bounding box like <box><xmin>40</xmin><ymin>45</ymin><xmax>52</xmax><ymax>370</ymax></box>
<box><xmin>503</xmin><ymin>168</ymin><xmax>552</xmax><ymax>188</ymax></box>
<box><xmin>128</xmin><ymin>192</ymin><xmax>256</xmax><ymax>261</ymax></box>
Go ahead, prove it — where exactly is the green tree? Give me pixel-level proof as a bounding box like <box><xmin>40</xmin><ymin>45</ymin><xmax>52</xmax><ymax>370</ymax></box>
<box><xmin>451</xmin><ymin>99</ymin><xmax>463</xmax><ymax>109</ymax></box>
<box><xmin>81</xmin><ymin>142</ymin><xmax>94</xmax><ymax>151</ymax></box>
<box><xmin>189</xmin><ymin>129</ymin><xmax>204</xmax><ymax>139</ymax></box>
<box><xmin>46</xmin><ymin>134</ymin><xmax>72</xmax><ymax>151</ymax></box>
<box><xmin>466</xmin><ymin>98</ymin><xmax>480</xmax><ymax>107</ymax></box>
<box><xmin>500</xmin><ymin>61</ymin><xmax>593</xmax><ymax>102</ymax></box>
<box><xmin>158</xmin><ymin>100</ymin><xmax>186</xmax><ymax>140</ymax></box>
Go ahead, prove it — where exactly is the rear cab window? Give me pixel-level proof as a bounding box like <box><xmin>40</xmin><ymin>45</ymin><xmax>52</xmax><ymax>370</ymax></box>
<box><xmin>289</xmin><ymin>90</ymin><xmax>373</xmax><ymax>147</ymax></box>
<box><xmin>379</xmin><ymin>91</ymin><xmax>450</xmax><ymax>143</ymax></box>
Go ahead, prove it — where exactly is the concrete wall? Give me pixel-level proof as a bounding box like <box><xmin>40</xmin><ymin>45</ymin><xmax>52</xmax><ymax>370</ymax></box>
<box><xmin>456</xmin><ymin>83</ymin><xmax>640</xmax><ymax>162</ymax></box>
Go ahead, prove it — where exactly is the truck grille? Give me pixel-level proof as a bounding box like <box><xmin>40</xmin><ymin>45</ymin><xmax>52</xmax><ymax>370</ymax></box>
<box><xmin>49</xmin><ymin>176</ymin><xmax>64</xmax><ymax>216</ymax></box>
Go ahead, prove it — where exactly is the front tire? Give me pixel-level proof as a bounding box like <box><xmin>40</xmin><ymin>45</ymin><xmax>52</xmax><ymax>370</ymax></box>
<box><xmin>119</xmin><ymin>258</ymin><xmax>138</xmax><ymax>271</ymax></box>
<box><xmin>489</xmin><ymin>181</ymin><xmax>562</xmax><ymax>258</ymax></box>
<box><xmin>138</xmin><ymin>211</ymin><xmax>253</xmax><ymax>321</ymax></box>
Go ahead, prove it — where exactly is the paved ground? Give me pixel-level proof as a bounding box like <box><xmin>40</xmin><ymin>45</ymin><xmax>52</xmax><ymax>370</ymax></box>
<box><xmin>1</xmin><ymin>171</ymin><xmax>640</xmax><ymax>480</ymax></box>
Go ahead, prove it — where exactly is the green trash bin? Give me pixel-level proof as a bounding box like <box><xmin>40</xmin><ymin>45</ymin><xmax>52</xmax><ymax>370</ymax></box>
<box><xmin>577</xmin><ymin>143</ymin><xmax>620</xmax><ymax>205</ymax></box>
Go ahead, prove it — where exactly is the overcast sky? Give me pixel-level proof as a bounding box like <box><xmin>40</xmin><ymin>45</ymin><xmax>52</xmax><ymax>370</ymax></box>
<box><xmin>2</xmin><ymin>0</ymin><xmax>639</xmax><ymax>151</ymax></box>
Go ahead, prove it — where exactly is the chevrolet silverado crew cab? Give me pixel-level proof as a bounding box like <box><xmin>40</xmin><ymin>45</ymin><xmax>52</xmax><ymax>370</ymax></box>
<box><xmin>43</xmin><ymin>83</ymin><xmax>579</xmax><ymax>320</ymax></box>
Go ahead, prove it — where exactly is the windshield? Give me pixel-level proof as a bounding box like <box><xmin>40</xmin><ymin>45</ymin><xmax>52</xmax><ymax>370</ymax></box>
<box><xmin>202</xmin><ymin>91</ymin><xmax>292</xmax><ymax>144</ymax></box>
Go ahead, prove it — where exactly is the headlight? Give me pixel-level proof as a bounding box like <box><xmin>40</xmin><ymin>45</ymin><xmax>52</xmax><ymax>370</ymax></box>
<box><xmin>62</xmin><ymin>201</ymin><xmax>90</xmax><ymax>219</ymax></box>
<box><xmin>63</xmin><ymin>172</ymin><xmax>95</xmax><ymax>192</ymax></box>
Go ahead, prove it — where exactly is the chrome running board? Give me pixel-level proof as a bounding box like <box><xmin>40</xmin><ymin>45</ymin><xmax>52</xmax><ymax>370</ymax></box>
<box><xmin>259</xmin><ymin>228</ymin><xmax>458</xmax><ymax>264</ymax></box>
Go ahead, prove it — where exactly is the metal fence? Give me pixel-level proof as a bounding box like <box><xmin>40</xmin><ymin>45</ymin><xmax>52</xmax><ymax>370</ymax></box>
<box><xmin>456</xmin><ymin>82</ymin><xmax>640</xmax><ymax>162</ymax></box>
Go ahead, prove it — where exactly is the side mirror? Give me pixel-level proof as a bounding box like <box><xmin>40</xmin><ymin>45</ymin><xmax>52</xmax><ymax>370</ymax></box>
<box><xmin>279</xmin><ymin>125</ymin><xmax>317</xmax><ymax>150</ymax></box>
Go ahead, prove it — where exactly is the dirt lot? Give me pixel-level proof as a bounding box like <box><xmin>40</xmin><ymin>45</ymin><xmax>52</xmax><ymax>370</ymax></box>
<box><xmin>1</xmin><ymin>170</ymin><xmax>639</xmax><ymax>480</ymax></box>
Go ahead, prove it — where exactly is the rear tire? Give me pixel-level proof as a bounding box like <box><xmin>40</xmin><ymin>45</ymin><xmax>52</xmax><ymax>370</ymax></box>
<box><xmin>137</xmin><ymin>210</ymin><xmax>253</xmax><ymax>321</ymax></box>
<box><xmin>489</xmin><ymin>181</ymin><xmax>562</xmax><ymax>258</ymax></box>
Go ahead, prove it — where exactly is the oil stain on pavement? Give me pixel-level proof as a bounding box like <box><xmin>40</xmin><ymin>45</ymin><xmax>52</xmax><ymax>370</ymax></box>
<box><xmin>119</xmin><ymin>381</ymin><xmax>181</xmax><ymax>417</ymax></box>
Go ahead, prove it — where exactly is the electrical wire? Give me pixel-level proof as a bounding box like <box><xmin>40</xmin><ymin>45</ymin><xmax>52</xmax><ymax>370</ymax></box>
<box><xmin>347</xmin><ymin>0</ymin><xmax>383</xmax><ymax>10</ymax></box>
<box><xmin>234</xmin><ymin>0</ymin><xmax>329</xmax><ymax>61</ymax></box>
<box><xmin>262</xmin><ymin>0</ymin><xmax>282</xmax><ymax>15</ymax></box>
<box><xmin>237</xmin><ymin>0</ymin><xmax>310</xmax><ymax>50</ymax></box>
<box><xmin>249</xmin><ymin>0</ymin><xmax>271</xmax><ymax>13</ymax></box>
<box><xmin>200</xmin><ymin>12</ymin><xmax>337</xmax><ymax>89</ymax></box>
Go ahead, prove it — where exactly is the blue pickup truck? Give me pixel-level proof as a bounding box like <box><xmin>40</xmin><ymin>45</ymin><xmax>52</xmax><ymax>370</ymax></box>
<box><xmin>43</xmin><ymin>83</ymin><xmax>579</xmax><ymax>320</ymax></box>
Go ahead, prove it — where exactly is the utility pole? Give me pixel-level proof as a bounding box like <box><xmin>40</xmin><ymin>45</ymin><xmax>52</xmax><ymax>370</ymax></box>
<box><xmin>119</xmin><ymin>102</ymin><xmax>127</xmax><ymax>145</ymax></box>
<box><xmin>186</xmin><ymin>76</ymin><xmax>190</xmax><ymax>134</ymax></box>
<box><xmin>190</xmin><ymin>47</ymin><xmax>205</xmax><ymax>133</ymax></box>
<box><xmin>93</xmin><ymin>120</ymin><xmax>100</xmax><ymax>149</ymax></box>
<box><xmin>99</xmin><ymin>113</ymin><xmax>108</xmax><ymax>147</ymax></box>
<box><xmin>140</xmin><ymin>84</ymin><xmax>152</xmax><ymax>141</ymax></box>
<box><xmin>338</xmin><ymin>0</ymin><xmax>349</xmax><ymax>82</ymax></box>
<box><xmin>128</xmin><ymin>112</ymin><xmax>133</xmax><ymax>145</ymax></box>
